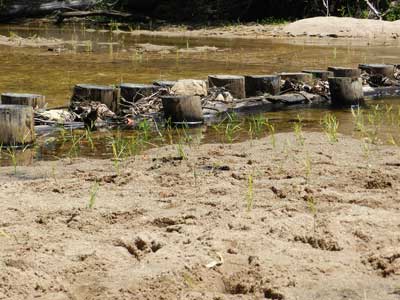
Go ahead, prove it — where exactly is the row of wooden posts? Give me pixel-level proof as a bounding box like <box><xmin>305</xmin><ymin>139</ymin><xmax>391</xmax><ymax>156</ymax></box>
<box><xmin>0</xmin><ymin>64</ymin><xmax>394</xmax><ymax>146</ymax></box>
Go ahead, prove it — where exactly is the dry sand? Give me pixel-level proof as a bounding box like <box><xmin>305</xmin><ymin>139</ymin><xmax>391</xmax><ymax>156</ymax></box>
<box><xmin>0</xmin><ymin>132</ymin><xmax>399</xmax><ymax>299</ymax></box>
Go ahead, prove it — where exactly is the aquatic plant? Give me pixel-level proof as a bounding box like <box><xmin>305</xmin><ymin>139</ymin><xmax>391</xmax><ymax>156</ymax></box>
<box><xmin>110</xmin><ymin>131</ymin><xmax>128</xmax><ymax>174</ymax></box>
<box><xmin>321</xmin><ymin>113</ymin><xmax>339</xmax><ymax>143</ymax></box>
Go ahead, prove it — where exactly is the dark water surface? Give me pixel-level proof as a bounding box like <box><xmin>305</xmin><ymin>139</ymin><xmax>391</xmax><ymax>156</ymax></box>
<box><xmin>0</xmin><ymin>23</ymin><xmax>400</xmax><ymax>166</ymax></box>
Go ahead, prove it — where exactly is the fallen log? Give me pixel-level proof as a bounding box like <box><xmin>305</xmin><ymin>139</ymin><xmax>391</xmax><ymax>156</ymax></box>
<box><xmin>0</xmin><ymin>0</ymin><xmax>97</xmax><ymax>21</ymax></box>
<box><xmin>56</xmin><ymin>9</ymin><xmax>135</xmax><ymax>23</ymax></box>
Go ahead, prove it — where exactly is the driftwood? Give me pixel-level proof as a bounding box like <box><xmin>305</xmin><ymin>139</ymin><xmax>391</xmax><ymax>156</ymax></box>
<box><xmin>0</xmin><ymin>0</ymin><xmax>97</xmax><ymax>21</ymax></box>
<box><xmin>56</xmin><ymin>10</ymin><xmax>132</xmax><ymax>23</ymax></box>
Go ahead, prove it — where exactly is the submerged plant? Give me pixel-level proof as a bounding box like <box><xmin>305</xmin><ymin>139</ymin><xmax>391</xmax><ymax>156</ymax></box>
<box><xmin>321</xmin><ymin>113</ymin><xmax>339</xmax><ymax>143</ymax></box>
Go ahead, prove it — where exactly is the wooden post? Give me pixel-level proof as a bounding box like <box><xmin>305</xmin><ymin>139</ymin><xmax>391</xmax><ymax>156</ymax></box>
<box><xmin>302</xmin><ymin>70</ymin><xmax>334</xmax><ymax>81</ymax></box>
<box><xmin>208</xmin><ymin>75</ymin><xmax>246</xmax><ymax>99</ymax></box>
<box><xmin>328</xmin><ymin>77</ymin><xmax>364</xmax><ymax>106</ymax></box>
<box><xmin>0</xmin><ymin>105</ymin><xmax>35</xmax><ymax>145</ymax></box>
<box><xmin>153</xmin><ymin>80</ymin><xmax>177</xmax><ymax>89</ymax></box>
<box><xmin>279</xmin><ymin>72</ymin><xmax>313</xmax><ymax>83</ymax></box>
<box><xmin>1</xmin><ymin>93</ymin><xmax>46</xmax><ymax>109</ymax></box>
<box><xmin>327</xmin><ymin>67</ymin><xmax>361</xmax><ymax>78</ymax></box>
<box><xmin>120</xmin><ymin>83</ymin><xmax>159</xmax><ymax>103</ymax></box>
<box><xmin>359</xmin><ymin>64</ymin><xmax>395</xmax><ymax>79</ymax></box>
<box><xmin>71</xmin><ymin>84</ymin><xmax>120</xmax><ymax>113</ymax></box>
<box><xmin>244</xmin><ymin>75</ymin><xmax>280</xmax><ymax>97</ymax></box>
<box><xmin>161</xmin><ymin>95</ymin><xmax>203</xmax><ymax>124</ymax></box>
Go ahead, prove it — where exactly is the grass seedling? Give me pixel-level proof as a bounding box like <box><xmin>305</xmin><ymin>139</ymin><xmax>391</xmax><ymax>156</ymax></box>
<box><xmin>321</xmin><ymin>113</ymin><xmax>339</xmax><ymax>143</ymax></box>
<box><xmin>306</xmin><ymin>195</ymin><xmax>318</xmax><ymax>236</ymax></box>
<box><xmin>225</xmin><ymin>122</ymin><xmax>241</xmax><ymax>144</ymax></box>
<box><xmin>6</xmin><ymin>147</ymin><xmax>17</xmax><ymax>175</ymax></box>
<box><xmin>304</xmin><ymin>154</ymin><xmax>312</xmax><ymax>183</ymax></box>
<box><xmin>111</xmin><ymin>132</ymin><xmax>128</xmax><ymax>174</ymax></box>
<box><xmin>85</xmin><ymin>127</ymin><xmax>95</xmax><ymax>151</ymax></box>
<box><xmin>176</xmin><ymin>142</ymin><xmax>187</xmax><ymax>160</ymax></box>
<box><xmin>246</xmin><ymin>173</ymin><xmax>254</xmax><ymax>212</ymax></box>
<box><xmin>351</xmin><ymin>106</ymin><xmax>365</xmax><ymax>132</ymax></box>
<box><xmin>138</xmin><ymin>119</ymin><xmax>151</xmax><ymax>141</ymax></box>
<box><xmin>266</xmin><ymin>119</ymin><xmax>276</xmax><ymax>148</ymax></box>
<box><xmin>68</xmin><ymin>132</ymin><xmax>83</xmax><ymax>159</ymax></box>
<box><xmin>88</xmin><ymin>181</ymin><xmax>99</xmax><ymax>209</ymax></box>
<box><xmin>293</xmin><ymin>115</ymin><xmax>305</xmax><ymax>146</ymax></box>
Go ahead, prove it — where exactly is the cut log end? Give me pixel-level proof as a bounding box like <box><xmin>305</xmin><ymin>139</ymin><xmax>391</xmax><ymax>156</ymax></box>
<box><xmin>161</xmin><ymin>95</ymin><xmax>203</xmax><ymax>124</ymax></box>
<box><xmin>208</xmin><ymin>75</ymin><xmax>246</xmax><ymax>99</ymax></box>
<box><xmin>0</xmin><ymin>105</ymin><xmax>35</xmax><ymax>146</ymax></box>
<box><xmin>72</xmin><ymin>84</ymin><xmax>120</xmax><ymax>113</ymax></box>
<box><xmin>244</xmin><ymin>75</ymin><xmax>280</xmax><ymax>97</ymax></box>
<box><xmin>328</xmin><ymin>77</ymin><xmax>364</xmax><ymax>106</ymax></box>
<box><xmin>120</xmin><ymin>83</ymin><xmax>159</xmax><ymax>103</ymax></box>
<box><xmin>1</xmin><ymin>93</ymin><xmax>46</xmax><ymax>109</ymax></box>
<box><xmin>327</xmin><ymin>67</ymin><xmax>361</xmax><ymax>78</ymax></box>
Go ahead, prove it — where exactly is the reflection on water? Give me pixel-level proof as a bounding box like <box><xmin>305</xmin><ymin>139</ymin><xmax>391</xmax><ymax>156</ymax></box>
<box><xmin>0</xmin><ymin>23</ymin><xmax>400</xmax><ymax>166</ymax></box>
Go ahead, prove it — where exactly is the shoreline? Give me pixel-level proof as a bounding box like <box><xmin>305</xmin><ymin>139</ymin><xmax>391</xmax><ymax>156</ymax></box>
<box><xmin>1</xmin><ymin>131</ymin><xmax>399</xmax><ymax>299</ymax></box>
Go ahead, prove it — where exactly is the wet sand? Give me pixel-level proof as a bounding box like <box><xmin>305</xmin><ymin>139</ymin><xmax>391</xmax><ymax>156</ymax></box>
<box><xmin>0</xmin><ymin>131</ymin><xmax>399</xmax><ymax>299</ymax></box>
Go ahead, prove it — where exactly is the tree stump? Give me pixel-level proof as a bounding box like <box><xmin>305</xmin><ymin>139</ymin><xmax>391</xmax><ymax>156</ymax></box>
<box><xmin>359</xmin><ymin>64</ymin><xmax>395</xmax><ymax>79</ymax></box>
<box><xmin>0</xmin><ymin>105</ymin><xmax>35</xmax><ymax>145</ymax></box>
<box><xmin>1</xmin><ymin>93</ymin><xmax>46</xmax><ymax>109</ymax></box>
<box><xmin>208</xmin><ymin>75</ymin><xmax>246</xmax><ymax>99</ymax></box>
<box><xmin>328</xmin><ymin>77</ymin><xmax>364</xmax><ymax>106</ymax></box>
<box><xmin>279</xmin><ymin>72</ymin><xmax>313</xmax><ymax>83</ymax></box>
<box><xmin>120</xmin><ymin>83</ymin><xmax>159</xmax><ymax>103</ymax></box>
<box><xmin>244</xmin><ymin>75</ymin><xmax>280</xmax><ymax>97</ymax></box>
<box><xmin>71</xmin><ymin>84</ymin><xmax>120</xmax><ymax>113</ymax></box>
<box><xmin>302</xmin><ymin>70</ymin><xmax>334</xmax><ymax>81</ymax></box>
<box><xmin>161</xmin><ymin>95</ymin><xmax>203</xmax><ymax>124</ymax></box>
<box><xmin>327</xmin><ymin>67</ymin><xmax>361</xmax><ymax>78</ymax></box>
<box><xmin>153</xmin><ymin>80</ymin><xmax>177</xmax><ymax>89</ymax></box>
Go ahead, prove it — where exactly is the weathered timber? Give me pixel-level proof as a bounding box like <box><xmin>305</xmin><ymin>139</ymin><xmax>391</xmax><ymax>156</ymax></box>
<box><xmin>57</xmin><ymin>10</ymin><xmax>132</xmax><ymax>22</ymax></box>
<box><xmin>244</xmin><ymin>75</ymin><xmax>280</xmax><ymax>97</ymax></box>
<box><xmin>161</xmin><ymin>95</ymin><xmax>203</xmax><ymax>123</ymax></box>
<box><xmin>0</xmin><ymin>105</ymin><xmax>35</xmax><ymax>145</ymax></box>
<box><xmin>153</xmin><ymin>80</ymin><xmax>177</xmax><ymax>89</ymax></box>
<box><xmin>302</xmin><ymin>70</ymin><xmax>334</xmax><ymax>81</ymax></box>
<box><xmin>208</xmin><ymin>75</ymin><xmax>246</xmax><ymax>99</ymax></box>
<box><xmin>327</xmin><ymin>67</ymin><xmax>361</xmax><ymax>78</ymax></box>
<box><xmin>71</xmin><ymin>84</ymin><xmax>120</xmax><ymax>113</ymax></box>
<box><xmin>0</xmin><ymin>0</ymin><xmax>96</xmax><ymax>21</ymax></box>
<box><xmin>359</xmin><ymin>64</ymin><xmax>395</xmax><ymax>79</ymax></box>
<box><xmin>328</xmin><ymin>77</ymin><xmax>364</xmax><ymax>106</ymax></box>
<box><xmin>120</xmin><ymin>83</ymin><xmax>159</xmax><ymax>103</ymax></box>
<box><xmin>279</xmin><ymin>72</ymin><xmax>313</xmax><ymax>83</ymax></box>
<box><xmin>1</xmin><ymin>93</ymin><xmax>46</xmax><ymax>109</ymax></box>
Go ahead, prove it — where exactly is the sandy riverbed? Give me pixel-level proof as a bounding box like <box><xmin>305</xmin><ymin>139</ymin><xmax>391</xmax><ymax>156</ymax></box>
<box><xmin>0</xmin><ymin>131</ymin><xmax>399</xmax><ymax>299</ymax></box>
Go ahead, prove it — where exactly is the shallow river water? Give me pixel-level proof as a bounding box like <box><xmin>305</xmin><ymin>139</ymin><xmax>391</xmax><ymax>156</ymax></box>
<box><xmin>0</xmin><ymin>23</ymin><xmax>400</xmax><ymax>165</ymax></box>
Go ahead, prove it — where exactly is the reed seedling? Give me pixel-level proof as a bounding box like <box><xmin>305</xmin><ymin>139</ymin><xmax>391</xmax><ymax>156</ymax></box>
<box><xmin>224</xmin><ymin>122</ymin><xmax>241</xmax><ymax>144</ymax></box>
<box><xmin>85</xmin><ymin>127</ymin><xmax>95</xmax><ymax>151</ymax></box>
<box><xmin>110</xmin><ymin>132</ymin><xmax>128</xmax><ymax>174</ymax></box>
<box><xmin>321</xmin><ymin>113</ymin><xmax>339</xmax><ymax>143</ymax></box>
<box><xmin>246</xmin><ymin>173</ymin><xmax>254</xmax><ymax>212</ymax></box>
<box><xmin>351</xmin><ymin>106</ymin><xmax>365</xmax><ymax>132</ymax></box>
<box><xmin>6</xmin><ymin>147</ymin><xmax>17</xmax><ymax>174</ymax></box>
<box><xmin>68</xmin><ymin>132</ymin><xmax>83</xmax><ymax>158</ymax></box>
<box><xmin>138</xmin><ymin>119</ymin><xmax>151</xmax><ymax>141</ymax></box>
<box><xmin>88</xmin><ymin>181</ymin><xmax>99</xmax><ymax>209</ymax></box>
<box><xmin>306</xmin><ymin>195</ymin><xmax>317</xmax><ymax>236</ymax></box>
<box><xmin>266</xmin><ymin>119</ymin><xmax>276</xmax><ymax>148</ymax></box>
<box><xmin>293</xmin><ymin>115</ymin><xmax>305</xmax><ymax>146</ymax></box>
<box><xmin>304</xmin><ymin>154</ymin><xmax>312</xmax><ymax>183</ymax></box>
